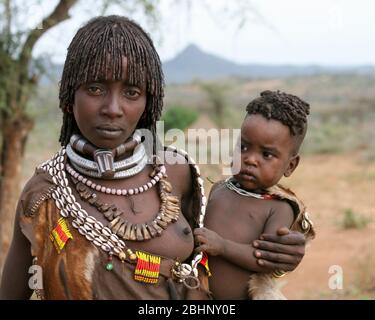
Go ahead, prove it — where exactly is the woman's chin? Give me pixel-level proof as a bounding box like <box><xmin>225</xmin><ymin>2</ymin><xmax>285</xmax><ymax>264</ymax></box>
<box><xmin>86</xmin><ymin>135</ymin><xmax>130</xmax><ymax>150</ymax></box>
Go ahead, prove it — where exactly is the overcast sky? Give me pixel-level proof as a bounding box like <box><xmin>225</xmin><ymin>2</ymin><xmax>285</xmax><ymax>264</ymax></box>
<box><xmin>28</xmin><ymin>0</ymin><xmax>375</xmax><ymax>66</ymax></box>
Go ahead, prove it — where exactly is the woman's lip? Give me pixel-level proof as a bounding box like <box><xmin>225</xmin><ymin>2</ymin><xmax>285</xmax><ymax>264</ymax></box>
<box><xmin>96</xmin><ymin>128</ymin><xmax>123</xmax><ymax>138</ymax></box>
<box><xmin>96</xmin><ymin>125</ymin><xmax>123</xmax><ymax>131</ymax></box>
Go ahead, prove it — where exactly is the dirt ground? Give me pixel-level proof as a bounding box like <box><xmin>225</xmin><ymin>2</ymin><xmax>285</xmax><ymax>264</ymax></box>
<box><xmin>276</xmin><ymin>152</ymin><xmax>375</xmax><ymax>299</ymax></box>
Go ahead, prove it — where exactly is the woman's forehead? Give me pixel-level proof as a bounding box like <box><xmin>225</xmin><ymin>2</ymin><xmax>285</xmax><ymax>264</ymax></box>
<box><xmin>83</xmin><ymin>55</ymin><xmax>146</xmax><ymax>85</ymax></box>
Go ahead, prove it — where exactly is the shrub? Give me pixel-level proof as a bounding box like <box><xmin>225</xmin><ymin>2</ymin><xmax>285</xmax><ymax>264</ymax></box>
<box><xmin>161</xmin><ymin>106</ymin><xmax>198</xmax><ymax>132</ymax></box>
<box><xmin>339</xmin><ymin>208</ymin><xmax>371</xmax><ymax>230</ymax></box>
<box><xmin>302</xmin><ymin>120</ymin><xmax>357</xmax><ymax>154</ymax></box>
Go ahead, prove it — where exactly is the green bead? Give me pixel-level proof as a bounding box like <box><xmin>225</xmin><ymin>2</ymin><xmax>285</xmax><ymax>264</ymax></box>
<box><xmin>106</xmin><ymin>263</ymin><xmax>113</xmax><ymax>271</ymax></box>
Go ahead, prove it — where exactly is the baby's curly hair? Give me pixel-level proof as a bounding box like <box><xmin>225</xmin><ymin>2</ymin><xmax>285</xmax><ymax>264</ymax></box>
<box><xmin>246</xmin><ymin>90</ymin><xmax>310</xmax><ymax>136</ymax></box>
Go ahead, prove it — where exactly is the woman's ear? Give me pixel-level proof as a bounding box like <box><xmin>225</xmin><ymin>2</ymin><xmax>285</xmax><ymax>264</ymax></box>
<box><xmin>284</xmin><ymin>154</ymin><xmax>300</xmax><ymax>177</ymax></box>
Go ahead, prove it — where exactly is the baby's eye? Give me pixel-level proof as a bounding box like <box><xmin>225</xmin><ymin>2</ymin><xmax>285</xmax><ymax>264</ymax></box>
<box><xmin>263</xmin><ymin>151</ymin><xmax>274</xmax><ymax>159</ymax></box>
<box><xmin>240</xmin><ymin>144</ymin><xmax>248</xmax><ymax>152</ymax></box>
<box><xmin>87</xmin><ymin>85</ymin><xmax>104</xmax><ymax>95</ymax></box>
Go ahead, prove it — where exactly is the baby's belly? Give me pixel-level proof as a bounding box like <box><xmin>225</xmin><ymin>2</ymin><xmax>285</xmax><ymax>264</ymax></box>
<box><xmin>208</xmin><ymin>255</ymin><xmax>254</xmax><ymax>300</ymax></box>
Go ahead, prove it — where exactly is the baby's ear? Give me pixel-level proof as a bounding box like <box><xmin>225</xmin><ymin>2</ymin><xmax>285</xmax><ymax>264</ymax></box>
<box><xmin>284</xmin><ymin>154</ymin><xmax>300</xmax><ymax>177</ymax></box>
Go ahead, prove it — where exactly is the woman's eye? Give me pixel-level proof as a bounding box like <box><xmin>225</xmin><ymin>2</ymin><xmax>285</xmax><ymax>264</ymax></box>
<box><xmin>87</xmin><ymin>86</ymin><xmax>103</xmax><ymax>95</ymax></box>
<box><xmin>240</xmin><ymin>144</ymin><xmax>248</xmax><ymax>152</ymax></box>
<box><xmin>125</xmin><ymin>88</ymin><xmax>141</xmax><ymax>99</ymax></box>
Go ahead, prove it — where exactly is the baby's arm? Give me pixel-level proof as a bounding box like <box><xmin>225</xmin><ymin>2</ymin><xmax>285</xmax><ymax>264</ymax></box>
<box><xmin>194</xmin><ymin>227</ymin><xmax>266</xmax><ymax>272</ymax></box>
<box><xmin>254</xmin><ymin>201</ymin><xmax>303</xmax><ymax>271</ymax></box>
<box><xmin>261</xmin><ymin>201</ymin><xmax>295</xmax><ymax>236</ymax></box>
<box><xmin>194</xmin><ymin>200</ymin><xmax>294</xmax><ymax>273</ymax></box>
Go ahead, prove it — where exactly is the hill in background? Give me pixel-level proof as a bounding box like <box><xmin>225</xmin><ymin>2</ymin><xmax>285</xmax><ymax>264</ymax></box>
<box><xmin>163</xmin><ymin>44</ymin><xmax>375</xmax><ymax>83</ymax></box>
<box><xmin>40</xmin><ymin>44</ymin><xmax>375</xmax><ymax>85</ymax></box>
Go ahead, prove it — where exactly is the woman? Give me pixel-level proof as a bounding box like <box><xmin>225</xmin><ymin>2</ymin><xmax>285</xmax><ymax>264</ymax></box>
<box><xmin>0</xmin><ymin>16</ymin><xmax>307</xmax><ymax>300</ymax></box>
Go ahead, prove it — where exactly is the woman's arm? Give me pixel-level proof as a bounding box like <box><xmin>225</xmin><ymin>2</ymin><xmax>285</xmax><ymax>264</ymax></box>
<box><xmin>0</xmin><ymin>209</ymin><xmax>33</xmax><ymax>300</ymax></box>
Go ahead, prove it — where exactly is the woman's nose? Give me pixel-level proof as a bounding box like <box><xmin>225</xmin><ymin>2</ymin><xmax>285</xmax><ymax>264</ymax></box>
<box><xmin>101</xmin><ymin>94</ymin><xmax>124</xmax><ymax>118</ymax></box>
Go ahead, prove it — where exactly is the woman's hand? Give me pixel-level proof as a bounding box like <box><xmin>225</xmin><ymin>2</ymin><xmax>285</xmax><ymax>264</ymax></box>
<box><xmin>252</xmin><ymin>227</ymin><xmax>306</xmax><ymax>272</ymax></box>
<box><xmin>193</xmin><ymin>227</ymin><xmax>225</xmax><ymax>256</ymax></box>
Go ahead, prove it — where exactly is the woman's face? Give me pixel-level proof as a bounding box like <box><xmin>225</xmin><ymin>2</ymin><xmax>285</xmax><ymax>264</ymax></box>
<box><xmin>73</xmin><ymin>60</ymin><xmax>146</xmax><ymax>149</ymax></box>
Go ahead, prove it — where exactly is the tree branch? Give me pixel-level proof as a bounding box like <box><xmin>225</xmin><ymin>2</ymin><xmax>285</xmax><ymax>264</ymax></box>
<box><xmin>3</xmin><ymin>0</ymin><xmax>12</xmax><ymax>53</ymax></box>
<box><xmin>18</xmin><ymin>0</ymin><xmax>78</xmax><ymax>67</ymax></box>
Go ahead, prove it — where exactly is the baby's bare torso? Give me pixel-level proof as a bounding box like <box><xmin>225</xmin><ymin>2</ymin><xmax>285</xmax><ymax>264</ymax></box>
<box><xmin>204</xmin><ymin>182</ymin><xmax>276</xmax><ymax>299</ymax></box>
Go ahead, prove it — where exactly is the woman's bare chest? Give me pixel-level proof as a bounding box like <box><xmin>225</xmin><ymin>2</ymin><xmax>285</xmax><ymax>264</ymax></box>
<box><xmin>67</xmin><ymin>170</ymin><xmax>194</xmax><ymax>260</ymax></box>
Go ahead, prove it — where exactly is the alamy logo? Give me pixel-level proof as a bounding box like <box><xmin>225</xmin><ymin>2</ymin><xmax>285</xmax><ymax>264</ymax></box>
<box><xmin>28</xmin><ymin>265</ymin><xmax>43</xmax><ymax>290</ymax></box>
<box><xmin>328</xmin><ymin>265</ymin><xmax>343</xmax><ymax>290</ymax></box>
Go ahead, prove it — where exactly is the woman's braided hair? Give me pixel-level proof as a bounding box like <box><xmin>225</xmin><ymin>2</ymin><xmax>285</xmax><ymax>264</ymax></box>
<box><xmin>246</xmin><ymin>90</ymin><xmax>310</xmax><ymax>136</ymax></box>
<box><xmin>58</xmin><ymin>15</ymin><xmax>164</xmax><ymax>146</ymax></box>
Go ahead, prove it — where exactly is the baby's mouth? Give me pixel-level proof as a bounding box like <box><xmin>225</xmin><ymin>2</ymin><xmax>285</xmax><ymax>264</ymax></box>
<box><xmin>239</xmin><ymin>170</ymin><xmax>257</xmax><ymax>182</ymax></box>
<box><xmin>240</xmin><ymin>174</ymin><xmax>257</xmax><ymax>182</ymax></box>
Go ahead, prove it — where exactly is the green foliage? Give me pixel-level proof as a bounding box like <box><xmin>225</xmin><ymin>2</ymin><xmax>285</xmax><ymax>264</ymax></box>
<box><xmin>339</xmin><ymin>208</ymin><xmax>371</xmax><ymax>230</ymax></box>
<box><xmin>161</xmin><ymin>106</ymin><xmax>198</xmax><ymax>132</ymax></box>
<box><xmin>197</xmin><ymin>80</ymin><xmax>230</xmax><ymax>128</ymax></box>
<box><xmin>302</xmin><ymin>121</ymin><xmax>353</xmax><ymax>154</ymax></box>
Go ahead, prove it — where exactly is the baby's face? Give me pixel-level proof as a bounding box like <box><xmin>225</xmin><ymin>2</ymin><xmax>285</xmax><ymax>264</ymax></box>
<box><xmin>232</xmin><ymin>114</ymin><xmax>299</xmax><ymax>192</ymax></box>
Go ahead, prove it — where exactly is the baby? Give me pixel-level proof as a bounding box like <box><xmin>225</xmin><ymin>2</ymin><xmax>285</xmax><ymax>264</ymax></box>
<box><xmin>194</xmin><ymin>90</ymin><xmax>315</xmax><ymax>299</ymax></box>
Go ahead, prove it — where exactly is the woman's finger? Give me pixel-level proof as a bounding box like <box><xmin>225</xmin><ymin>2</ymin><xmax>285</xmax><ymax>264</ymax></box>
<box><xmin>260</xmin><ymin>231</ymin><xmax>306</xmax><ymax>246</ymax></box>
<box><xmin>276</xmin><ymin>227</ymin><xmax>290</xmax><ymax>236</ymax></box>
<box><xmin>254</xmin><ymin>249</ymin><xmax>301</xmax><ymax>264</ymax></box>
<box><xmin>253</xmin><ymin>240</ymin><xmax>304</xmax><ymax>256</ymax></box>
<box><xmin>195</xmin><ymin>235</ymin><xmax>207</xmax><ymax>244</ymax></box>
<box><xmin>257</xmin><ymin>260</ymin><xmax>295</xmax><ymax>272</ymax></box>
<box><xmin>195</xmin><ymin>244</ymin><xmax>208</xmax><ymax>253</ymax></box>
<box><xmin>193</xmin><ymin>227</ymin><xmax>207</xmax><ymax>236</ymax></box>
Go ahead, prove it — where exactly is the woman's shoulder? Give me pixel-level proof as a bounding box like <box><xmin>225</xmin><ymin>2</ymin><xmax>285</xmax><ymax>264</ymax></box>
<box><xmin>163</xmin><ymin>148</ymin><xmax>191</xmax><ymax>173</ymax></box>
<box><xmin>18</xmin><ymin>156</ymin><xmax>57</xmax><ymax>217</ymax></box>
<box><xmin>161</xmin><ymin>148</ymin><xmax>194</xmax><ymax>195</ymax></box>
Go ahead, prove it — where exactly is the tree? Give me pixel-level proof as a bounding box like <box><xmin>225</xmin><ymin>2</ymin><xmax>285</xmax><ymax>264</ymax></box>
<box><xmin>0</xmin><ymin>0</ymin><xmax>79</xmax><ymax>274</ymax></box>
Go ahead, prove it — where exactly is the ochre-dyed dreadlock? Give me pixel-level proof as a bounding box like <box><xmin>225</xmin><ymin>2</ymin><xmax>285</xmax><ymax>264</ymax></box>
<box><xmin>58</xmin><ymin>15</ymin><xmax>164</xmax><ymax>146</ymax></box>
<box><xmin>246</xmin><ymin>90</ymin><xmax>310</xmax><ymax>137</ymax></box>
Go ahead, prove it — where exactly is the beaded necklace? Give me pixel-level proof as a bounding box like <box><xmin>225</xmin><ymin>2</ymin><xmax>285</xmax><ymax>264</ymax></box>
<box><xmin>41</xmin><ymin>145</ymin><xmax>207</xmax><ymax>288</ymax></box>
<box><xmin>69</xmin><ymin>169</ymin><xmax>182</xmax><ymax>242</ymax></box>
<box><xmin>66</xmin><ymin>162</ymin><xmax>163</xmax><ymax>195</ymax></box>
<box><xmin>225</xmin><ymin>177</ymin><xmax>275</xmax><ymax>200</ymax></box>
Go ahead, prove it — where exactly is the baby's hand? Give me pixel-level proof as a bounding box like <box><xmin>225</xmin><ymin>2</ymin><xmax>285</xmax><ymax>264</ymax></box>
<box><xmin>193</xmin><ymin>227</ymin><xmax>224</xmax><ymax>256</ymax></box>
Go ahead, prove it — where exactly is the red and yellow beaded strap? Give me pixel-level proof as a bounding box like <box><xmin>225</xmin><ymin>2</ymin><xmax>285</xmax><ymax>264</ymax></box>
<box><xmin>199</xmin><ymin>252</ymin><xmax>212</xmax><ymax>276</ymax></box>
<box><xmin>134</xmin><ymin>251</ymin><xmax>161</xmax><ymax>284</ymax></box>
<box><xmin>50</xmin><ymin>217</ymin><xmax>73</xmax><ymax>254</ymax></box>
